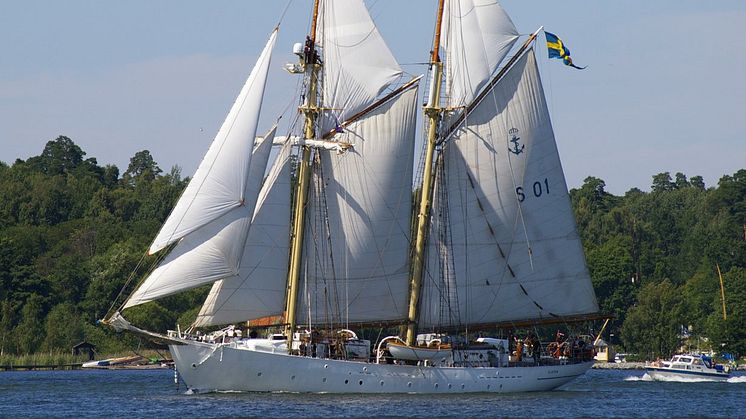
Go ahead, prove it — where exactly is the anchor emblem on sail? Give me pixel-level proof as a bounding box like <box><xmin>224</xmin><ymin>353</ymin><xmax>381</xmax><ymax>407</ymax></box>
<box><xmin>508</xmin><ymin>127</ymin><xmax>524</xmax><ymax>155</ymax></box>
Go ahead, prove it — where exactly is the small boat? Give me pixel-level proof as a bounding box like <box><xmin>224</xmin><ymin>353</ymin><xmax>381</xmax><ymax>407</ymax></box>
<box><xmin>386</xmin><ymin>341</ymin><xmax>452</xmax><ymax>362</ymax></box>
<box><xmin>646</xmin><ymin>354</ymin><xmax>731</xmax><ymax>381</ymax></box>
<box><xmin>82</xmin><ymin>355</ymin><xmax>142</xmax><ymax>368</ymax></box>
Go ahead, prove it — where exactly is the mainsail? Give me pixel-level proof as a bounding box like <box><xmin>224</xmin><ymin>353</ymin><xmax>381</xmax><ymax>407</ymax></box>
<box><xmin>299</xmin><ymin>82</ymin><xmax>419</xmax><ymax>325</ymax></box>
<box><xmin>123</xmin><ymin>31</ymin><xmax>278</xmax><ymax>308</ymax></box>
<box><xmin>420</xmin><ymin>47</ymin><xmax>598</xmax><ymax>329</ymax></box>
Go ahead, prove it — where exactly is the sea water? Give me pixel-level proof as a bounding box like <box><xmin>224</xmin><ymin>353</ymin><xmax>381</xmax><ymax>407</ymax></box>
<box><xmin>1</xmin><ymin>368</ymin><xmax>744</xmax><ymax>418</ymax></box>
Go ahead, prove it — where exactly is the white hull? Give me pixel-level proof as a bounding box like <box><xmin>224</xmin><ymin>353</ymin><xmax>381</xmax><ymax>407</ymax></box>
<box><xmin>170</xmin><ymin>340</ymin><xmax>592</xmax><ymax>394</ymax></box>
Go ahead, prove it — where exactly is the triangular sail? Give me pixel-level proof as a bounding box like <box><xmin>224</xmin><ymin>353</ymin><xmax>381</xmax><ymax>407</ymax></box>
<box><xmin>194</xmin><ymin>141</ymin><xmax>293</xmax><ymax>327</ymax></box>
<box><xmin>148</xmin><ymin>30</ymin><xmax>277</xmax><ymax>255</ymax></box>
<box><xmin>124</xmin><ymin>127</ymin><xmax>276</xmax><ymax>309</ymax></box>
<box><xmin>420</xmin><ymin>48</ymin><xmax>598</xmax><ymax>329</ymax></box>
<box><xmin>298</xmin><ymin>82</ymin><xmax>419</xmax><ymax>325</ymax></box>
<box><xmin>316</xmin><ymin>0</ymin><xmax>403</xmax><ymax>134</ymax></box>
<box><xmin>441</xmin><ymin>0</ymin><xmax>518</xmax><ymax>108</ymax></box>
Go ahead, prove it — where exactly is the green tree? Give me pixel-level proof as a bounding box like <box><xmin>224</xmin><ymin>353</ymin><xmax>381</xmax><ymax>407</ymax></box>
<box><xmin>43</xmin><ymin>303</ymin><xmax>84</xmax><ymax>350</ymax></box>
<box><xmin>0</xmin><ymin>300</ymin><xmax>16</xmax><ymax>355</ymax></box>
<box><xmin>621</xmin><ymin>280</ymin><xmax>684</xmax><ymax>358</ymax></box>
<box><xmin>651</xmin><ymin>172</ymin><xmax>674</xmax><ymax>193</ymax></box>
<box><xmin>15</xmin><ymin>294</ymin><xmax>46</xmax><ymax>354</ymax></box>
<box><xmin>706</xmin><ymin>267</ymin><xmax>746</xmax><ymax>357</ymax></box>
<box><xmin>123</xmin><ymin>150</ymin><xmax>162</xmax><ymax>186</ymax></box>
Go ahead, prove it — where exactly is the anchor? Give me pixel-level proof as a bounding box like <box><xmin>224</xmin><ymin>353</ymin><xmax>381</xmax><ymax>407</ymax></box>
<box><xmin>508</xmin><ymin>127</ymin><xmax>524</xmax><ymax>155</ymax></box>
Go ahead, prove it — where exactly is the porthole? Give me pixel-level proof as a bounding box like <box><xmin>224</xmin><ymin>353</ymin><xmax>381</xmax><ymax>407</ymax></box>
<box><xmin>291</xmin><ymin>375</ymin><xmax>295</xmax><ymax>380</ymax></box>
<box><xmin>461</xmin><ymin>384</ymin><xmax>465</xmax><ymax>389</ymax></box>
<box><xmin>344</xmin><ymin>379</ymin><xmax>349</xmax><ymax>384</ymax></box>
<box><xmin>324</xmin><ymin>364</ymin><xmax>329</xmax><ymax>369</ymax></box>
<box><xmin>448</xmin><ymin>384</ymin><xmax>452</xmax><ymax>389</ymax></box>
<box><xmin>380</xmin><ymin>381</ymin><xmax>384</xmax><ymax>386</ymax></box>
<box><xmin>407</xmin><ymin>382</ymin><xmax>412</xmax><ymax>388</ymax></box>
<box><xmin>359</xmin><ymin>380</ymin><xmax>363</xmax><ymax>385</ymax></box>
<box><xmin>322</xmin><ymin>377</ymin><xmax>327</xmax><ymax>383</ymax></box>
<box><xmin>434</xmin><ymin>383</ymin><xmax>439</xmax><ymax>389</ymax></box>
<box><xmin>257</xmin><ymin>372</ymin><xmax>262</xmax><ymax>377</ymax></box>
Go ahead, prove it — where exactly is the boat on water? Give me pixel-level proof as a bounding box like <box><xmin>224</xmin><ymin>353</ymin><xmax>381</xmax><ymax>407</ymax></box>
<box><xmin>104</xmin><ymin>0</ymin><xmax>603</xmax><ymax>394</ymax></box>
<box><xmin>646</xmin><ymin>354</ymin><xmax>731</xmax><ymax>382</ymax></box>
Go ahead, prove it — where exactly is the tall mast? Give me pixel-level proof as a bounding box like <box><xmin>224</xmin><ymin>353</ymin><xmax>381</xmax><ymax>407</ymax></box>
<box><xmin>285</xmin><ymin>0</ymin><xmax>321</xmax><ymax>347</ymax></box>
<box><xmin>406</xmin><ymin>0</ymin><xmax>446</xmax><ymax>346</ymax></box>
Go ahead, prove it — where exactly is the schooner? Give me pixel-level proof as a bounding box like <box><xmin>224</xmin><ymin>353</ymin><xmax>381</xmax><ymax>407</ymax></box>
<box><xmin>105</xmin><ymin>0</ymin><xmax>603</xmax><ymax>393</ymax></box>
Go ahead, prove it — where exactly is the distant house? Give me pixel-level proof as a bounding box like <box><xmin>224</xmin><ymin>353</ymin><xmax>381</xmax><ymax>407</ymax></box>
<box><xmin>72</xmin><ymin>342</ymin><xmax>96</xmax><ymax>361</ymax></box>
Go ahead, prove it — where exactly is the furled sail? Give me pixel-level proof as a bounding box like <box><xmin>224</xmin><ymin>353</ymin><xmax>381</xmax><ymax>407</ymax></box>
<box><xmin>148</xmin><ymin>30</ymin><xmax>277</xmax><ymax>255</ymax></box>
<box><xmin>298</xmin><ymin>82</ymin><xmax>419</xmax><ymax>325</ymax></box>
<box><xmin>124</xmin><ymin>127</ymin><xmax>276</xmax><ymax>309</ymax></box>
<box><xmin>194</xmin><ymin>142</ymin><xmax>293</xmax><ymax>327</ymax></box>
<box><xmin>441</xmin><ymin>0</ymin><xmax>518</xmax><ymax>108</ymax></box>
<box><xmin>316</xmin><ymin>0</ymin><xmax>403</xmax><ymax>134</ymax></box>
<box><xmin>419</xmin><ymin>48</ymin><xmax>598</xmax><ymax>329</ymax></box>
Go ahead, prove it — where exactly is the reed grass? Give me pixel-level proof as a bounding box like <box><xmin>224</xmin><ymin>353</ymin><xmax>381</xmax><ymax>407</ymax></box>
<box><xmin>0</xmin><ymin>349</ymin><xmax>170</xmax><ymax>369</ymax></box>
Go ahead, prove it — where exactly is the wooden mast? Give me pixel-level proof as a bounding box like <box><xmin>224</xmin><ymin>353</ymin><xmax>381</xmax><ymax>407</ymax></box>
<box><xmin>285</xmin><ymin>0</ymin><xmax>321</xmax><ymax>348</ymax></box>
<box><xmin>716</xmin><ymin>263</ymin><xmax>727</xmax><ymax>321</ymax></box>
<box><xmin>405</xmin><ymin>0</ymin><xmax>446</xmax><ymax>346</ymax></box>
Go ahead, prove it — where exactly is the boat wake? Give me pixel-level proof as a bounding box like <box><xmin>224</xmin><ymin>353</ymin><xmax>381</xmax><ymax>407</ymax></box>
<box><xmin>626</xmin><ymin>373</ymin><xmax>746</xmax><ymax>383</ymax></box>
<box><xmin>624</xmin><ymin>374</ymin><xmax>653</xmax><ymax>382</ymax></box>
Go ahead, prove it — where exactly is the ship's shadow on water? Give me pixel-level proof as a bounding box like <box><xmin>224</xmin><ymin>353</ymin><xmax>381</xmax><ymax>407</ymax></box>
<box><xmin>1</xmin><ymin>369</ymin><xmax>745</xmax><ymax>418</ymax></box>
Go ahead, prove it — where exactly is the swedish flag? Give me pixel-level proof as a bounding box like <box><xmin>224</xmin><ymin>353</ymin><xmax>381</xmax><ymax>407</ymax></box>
<box><xmin>545</xmin><ymin>32</ymin><xmax>585</xmax><ymax>70</ymax></box>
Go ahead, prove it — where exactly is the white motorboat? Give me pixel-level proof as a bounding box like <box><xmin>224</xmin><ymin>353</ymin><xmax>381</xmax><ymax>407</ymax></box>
<box><xmin>646</xmin><ymin>354</ymin><xmax>731</xmax><ymax>382</ymax></box>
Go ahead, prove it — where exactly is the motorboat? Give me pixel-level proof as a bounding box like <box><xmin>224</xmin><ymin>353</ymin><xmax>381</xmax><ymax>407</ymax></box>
<box><xmin>646</xmin><ymin>354</ymin><xmax>731</xmax><ymax>381</ymax></box>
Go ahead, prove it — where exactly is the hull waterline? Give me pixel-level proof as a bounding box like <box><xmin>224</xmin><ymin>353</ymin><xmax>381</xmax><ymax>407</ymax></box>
<box><xmin>170</xmin><ymin>341</ymin><xmax>592</xmax><ymax>394</ymax></box>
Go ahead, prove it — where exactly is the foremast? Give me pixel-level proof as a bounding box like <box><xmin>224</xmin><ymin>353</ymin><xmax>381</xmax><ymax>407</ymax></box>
<box><xmin>406</xmin><ymin>0</ymin><xmax>446</xmax><ymax>346</ymax></box>
<box><xmin>285</xmin><ymin>0</ymin><xmax>321</xmax><ymax>346</ymax></box>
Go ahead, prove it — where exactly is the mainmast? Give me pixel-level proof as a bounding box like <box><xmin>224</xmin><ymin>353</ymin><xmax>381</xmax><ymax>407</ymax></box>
<box><xmin>285</xmin><ymin>0</ymin><xmax>321</xmax><ymax>346</ymax></box>
<box><xmin>405</xmin><ymin>0</ymin><xmax>446</xmax><ymax>346</ymax></box>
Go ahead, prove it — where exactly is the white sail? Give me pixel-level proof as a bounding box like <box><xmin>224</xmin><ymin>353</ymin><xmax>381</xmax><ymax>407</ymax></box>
<box><xmin>124</xmin><ymin>127</ymin><xmax>276</xmax><ymax>309</ymax></box>
<box><xmin>148</xmin><ymin>30</ymin><xmax>277</xmax><ymax>255</ymax></box>
<box><xmin>298</xmin><ymin>83</ymin><xmax>419</xmax><ymax>325</ymax></box>
<box><xmin>316</xmin><ymin>0</ymin><xmax>402</xmax><ymax>133</ymax></box>
<box><xmin>420</xmin><ymin>48</ymin><xmax>598</xmax><ymax>328</ymax></box>
<box><xmin>441</xmin><ymin>0</ymin><xmax>518</xmax><ymax>108</ymax></box>
<box><xmin>194</xmin><ymin>142</ymin><xmax>293</xmax><ymax>327</ymax></box>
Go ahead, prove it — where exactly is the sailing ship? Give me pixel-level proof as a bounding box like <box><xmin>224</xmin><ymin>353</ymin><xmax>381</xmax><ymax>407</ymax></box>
<box><xmin>105</xmin><ymin>0</ymin><xmax>602</xmax><ymax>393</ymax></box>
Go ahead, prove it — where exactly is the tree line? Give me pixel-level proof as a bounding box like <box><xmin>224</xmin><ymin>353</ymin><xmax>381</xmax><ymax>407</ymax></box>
<box><xmin>0</xmin><ymin>136</ymin><xmax>744</xmax><ymax>359</ymax></box>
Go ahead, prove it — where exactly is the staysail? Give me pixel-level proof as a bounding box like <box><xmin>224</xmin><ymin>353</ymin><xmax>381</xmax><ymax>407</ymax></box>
<box><xmin>420</xmin><ymin>47</ymin><xmax>598</xmax><ymax>329</ymax></box>
<box><xmin>441</xmin><ymin>0</ymin><xmax>518</xmax><ymax>108</ymax></box>
<box><xmin>147</xmin><ymin>30</ymin><xmax>278</xmax><ymax>255</ymax></box>
<box><xmin>194</xmin><ymin>141</ymin><xmax>293</xmax><ymax>327</ymax></box>
<box><xmin>315</xmin><ymin>0</ymin><xmax>403</xmax><ymax>134</ymax></box>
<box><xmin>298</xmin><ymin>82</ymin><xmax>419</xmax><ymax>325</ymax></box>
<box><xmin>123</xmin><ymin>31</ymin><xmax>278</xmax><ymax>308</ymax></box>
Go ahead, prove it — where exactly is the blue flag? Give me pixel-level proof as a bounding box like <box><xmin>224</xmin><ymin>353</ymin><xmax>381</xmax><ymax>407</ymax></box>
<box><xmin>545</xmin><ymin>32</ymin><xmax>586</xmax><ymax>70</ymax></box>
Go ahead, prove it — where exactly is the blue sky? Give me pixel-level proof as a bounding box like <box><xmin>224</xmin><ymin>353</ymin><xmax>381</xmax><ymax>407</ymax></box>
<box><xmin>1</xmin><ymin>0</ymin><xmax>744</xmax><ymax>195</ymax></box>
